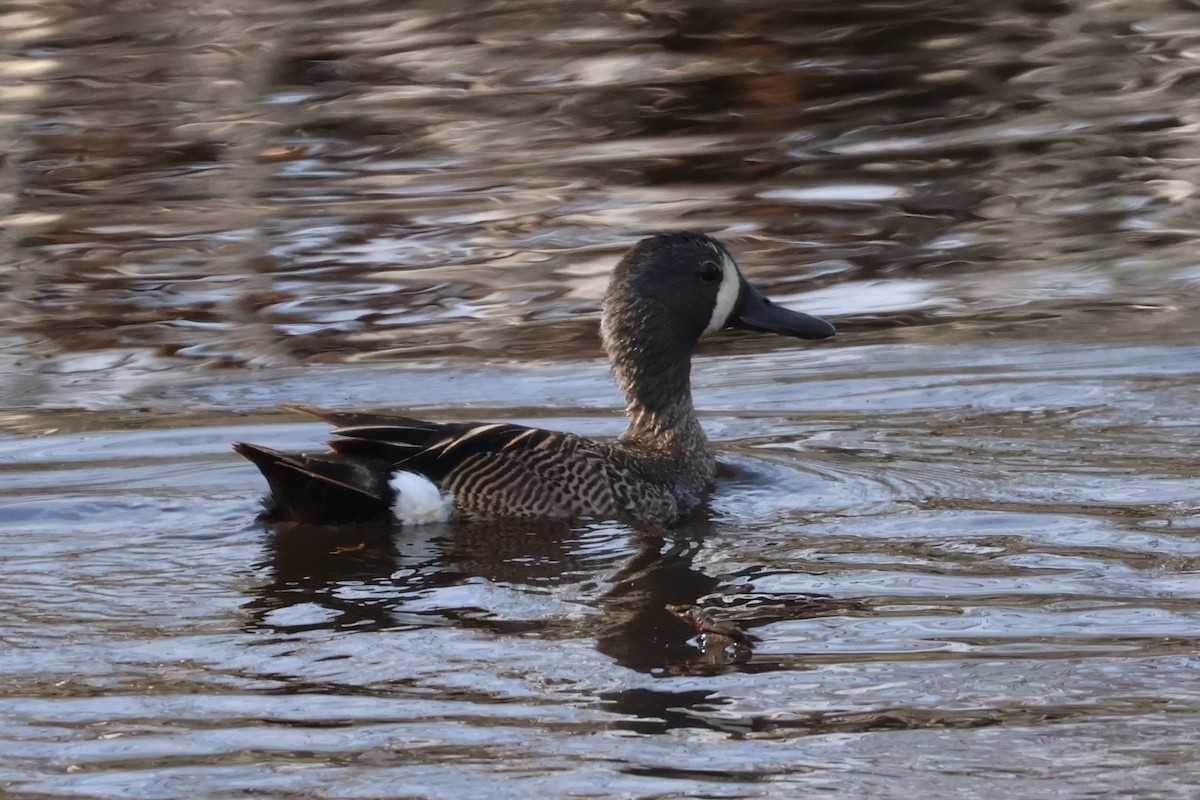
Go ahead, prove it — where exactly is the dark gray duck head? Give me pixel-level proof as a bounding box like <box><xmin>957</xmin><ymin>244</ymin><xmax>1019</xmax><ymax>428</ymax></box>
<box><xmin>601</xmin><ymin>232</ymin><xmax>834</xmax><ymax>422</ymax></box>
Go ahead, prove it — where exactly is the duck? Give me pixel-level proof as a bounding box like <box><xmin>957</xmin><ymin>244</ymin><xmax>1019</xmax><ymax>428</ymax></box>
<box><xmin>233</xmin><ymin>232</ymin><xmax>834</xmax><ymax>525</ymax></box>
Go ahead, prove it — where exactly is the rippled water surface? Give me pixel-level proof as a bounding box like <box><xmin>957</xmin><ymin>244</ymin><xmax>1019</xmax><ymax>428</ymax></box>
<box><xmin>3</xmin><ymin>1</ymin><xmax>1200</xmax><ymax>797</ymax></box>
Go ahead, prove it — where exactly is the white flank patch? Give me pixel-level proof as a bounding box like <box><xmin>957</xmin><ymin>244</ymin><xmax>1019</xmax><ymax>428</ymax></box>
<box><xmin>702</xmin><ymin>252</ymin><xmax>740</xmax><ymax>335</ymax></box>
<box><xmin>389</xmin><ymin>471</ymin><xmax>454</xmax><ymax>525</ymax></box>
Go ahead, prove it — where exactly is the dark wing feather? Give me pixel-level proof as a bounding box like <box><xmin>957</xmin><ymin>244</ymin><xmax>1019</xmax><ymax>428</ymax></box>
<box><xmin>231</xmin><ymin>442</ymin><xmax>394</xmax><ymax>525</ymax></box>
<box><xmin>237</xmin><ymin>404</ymin><xmax>639</xmax><ymax>522</ymax></box>
<box><xmin>279</xmin><ymin>402</ymin><xmax>439</xmax><ymax>432</ymax></box>
<box><xmin>327</xmin><ymin>418</ymin><xmax>555</xmax><ymax>482</ymax></box>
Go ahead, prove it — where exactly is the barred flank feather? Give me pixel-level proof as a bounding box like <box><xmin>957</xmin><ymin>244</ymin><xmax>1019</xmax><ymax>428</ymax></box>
<box><xmin>281</xmin><ymin>404</ymin><xmax>683</xmax><ymax>520</ymax></box>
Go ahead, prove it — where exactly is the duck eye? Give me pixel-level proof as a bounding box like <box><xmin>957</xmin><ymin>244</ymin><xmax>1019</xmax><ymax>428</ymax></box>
<box><xmin>699</xmin><ymin>261</ymin><xmax>723</xmax><ymax>283</ymax></box>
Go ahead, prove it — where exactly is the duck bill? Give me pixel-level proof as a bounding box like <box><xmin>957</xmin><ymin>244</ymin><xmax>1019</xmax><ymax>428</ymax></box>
<box><xmin>729</xmin><ymin>278</ymin><xmax>835</xmax><ymax>340</ymax></box>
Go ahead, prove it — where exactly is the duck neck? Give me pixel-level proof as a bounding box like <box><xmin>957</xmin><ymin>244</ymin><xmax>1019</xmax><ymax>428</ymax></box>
<box><xmin>610</xmin><ymin>343</ymin><xmax>709</xmax><ymax>461</ymax></box>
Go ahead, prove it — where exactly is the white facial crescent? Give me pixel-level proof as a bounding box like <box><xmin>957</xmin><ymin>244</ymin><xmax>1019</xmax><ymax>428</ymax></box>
<box><xmin>702</xmin><ymin>252</ymin><xmax>740</xmax><ymax>336</ymax></box>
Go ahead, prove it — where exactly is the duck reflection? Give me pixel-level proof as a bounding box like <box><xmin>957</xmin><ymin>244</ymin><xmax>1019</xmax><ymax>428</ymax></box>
<box><xmin>244</xmin><ymin>510</ymin><xmax>830</xmax><ymax>672</ymax></box>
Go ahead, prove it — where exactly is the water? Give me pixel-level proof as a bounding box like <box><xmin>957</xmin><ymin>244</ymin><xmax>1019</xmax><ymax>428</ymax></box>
<box><xmin>3</xmin><ymin>1</ymin><xmax>1200</xmax><ymax>797</ymax></box>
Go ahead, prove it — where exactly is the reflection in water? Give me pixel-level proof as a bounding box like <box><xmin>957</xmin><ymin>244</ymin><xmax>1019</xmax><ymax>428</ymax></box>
<box><xmin>2</xmin><ymin>0</ymin><xmax>1200</xmax><ymax>797</ymax></box>
<box><xmin>247</xmin><ymin>525</ymin><xmax>410</xmax><ymax>634</ymax></box>
<box><xmin>247</xmin><ymin>511</ymin><xmax>872</xmax><ymax>679</ymax></box>
<box><xmin>248</xmin><ymin>516</ymin><xmax>731</xmax><ymax>671</ymax></box>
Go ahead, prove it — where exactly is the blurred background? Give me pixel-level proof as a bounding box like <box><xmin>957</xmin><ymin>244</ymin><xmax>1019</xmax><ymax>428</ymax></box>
<box><xmin>2</xmin><ymin>2</ymin><xmax>1200</xmax><ymax>798</ymax></box>
<box><xmin>2</xmin><ymin>0</ymin><xmax>1197</xmax><ymax>404</ymax></box>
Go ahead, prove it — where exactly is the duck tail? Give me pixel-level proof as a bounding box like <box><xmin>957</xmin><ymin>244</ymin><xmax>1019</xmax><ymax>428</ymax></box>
<box><xmin>232</xmin><ymin>442</ymin><xmax>395</xmax><ymax>525</ymax></box>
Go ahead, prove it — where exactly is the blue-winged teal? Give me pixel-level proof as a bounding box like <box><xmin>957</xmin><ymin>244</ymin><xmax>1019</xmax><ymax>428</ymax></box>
<box><xmin>234</xmin><ymin>232</ymin><xmax>834</xmax><ymax>525</ymax></box>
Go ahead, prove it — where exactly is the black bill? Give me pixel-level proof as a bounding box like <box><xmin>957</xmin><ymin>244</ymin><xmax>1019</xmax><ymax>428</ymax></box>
<box><xmin>729</xmin><ymin>278</ymin><xmax>835</xmax><ymax>340</ymax></box>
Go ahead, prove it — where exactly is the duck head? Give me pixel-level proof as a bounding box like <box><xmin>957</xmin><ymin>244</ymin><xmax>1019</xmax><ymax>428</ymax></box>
<box><xmin>601</xmin><ymin>232</ymin><xmax>834</xmax><ymax>421</ymax></box>
<box><xmin>601</xmin><ymin>231</ymin><xmax>834</xmax><ymax>352</ymax></box>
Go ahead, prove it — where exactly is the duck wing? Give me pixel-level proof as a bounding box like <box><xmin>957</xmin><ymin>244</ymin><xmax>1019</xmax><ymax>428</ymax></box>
<box><xmin>230</xmin><ymin>441</ymin><xmax>394</xmax><ymax>525</ymax></box>
<box><xmin>296</xmin><ymin>403</ymin><xmax>664</xmax><ymax>518</ymax></box>
<box><xmin>281</xmin><ymin>403</ymin><xmax>559</xmax><ymax>483</ymax></box>
<box><xmin>238</xmin><ymin>404</ymin><xmax>673</xmax><ymax>522</ymax></box>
